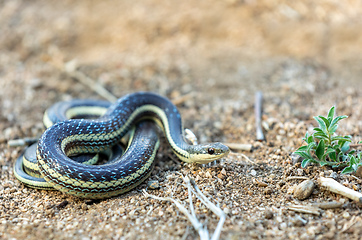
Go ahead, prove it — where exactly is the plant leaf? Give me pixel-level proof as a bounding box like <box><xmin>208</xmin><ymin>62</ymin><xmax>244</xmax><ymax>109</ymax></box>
<box><xmin>294</xmin><ymin>151</ymin><xmax>312</xmax><ymax>160</ymax></box>
<box><xmin>341</xmin><ymin>166</ymin><xmax>354</xmax><ymax>174</ymax></box>
<box><xmin>329</xmin><ymin>151</ymin><xmax>337</xmax><ymax>161</ymax></box>
<box><xmin>301</xmin><ymin>159</ymin><xmax>312</xmax><ymax>168</ymax></box>
<box><xmin>332</xmin><ymin>136</ymin><xmax>352</xmax><ymax>142</ymax></box>
<box><xmin>314</xmin><ymin>116</ymin><xmax>328</xmax><ymax>133</ymax></box>
<box><xmin>341</xmin><ymin>141</ymin><xmax>350</xmax><ymax>154</ymax></box>
<box><xmin>329</xmin><ymin>124</ymin><xmax>338</xmax><ymax>134</ymax></box>
<box><xmin>316</xmin><ymin>140</ymin><xmax>325</xmax><ymax>160</ymax></box>
<box><xmin>330</xmin><ymin>115</ymin><xmax>348</xmax><ymax>130</ymax></box>
<box><xmin>319</xmin><ymin>116</ymin><xmax>330</xmax><ymax>128</ymax></box>
<box><xmin>307</xmin><ymin>135</ymin><xmax>314</xmax><ymax>144</ymax></box>
<box><xmin>322</xmin><ymin>148</ymin><xmax>336</xmax><ymax>160</ymax></box>
<box><xmin>327</xmin><ymin>106</ymin><xmax>335</xmax><ymax>120</ymax></box>
<box><xmin>296</xmin><ymin>145</ymin><xmax>308</xmax><ymax>151</ymax></box>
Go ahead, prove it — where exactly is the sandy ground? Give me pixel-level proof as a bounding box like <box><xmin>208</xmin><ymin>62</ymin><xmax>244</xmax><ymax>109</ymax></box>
<box><xmin>1</xmin><ymin>0</ymin><xmax>362</xmax><ymax>239</ymax></box>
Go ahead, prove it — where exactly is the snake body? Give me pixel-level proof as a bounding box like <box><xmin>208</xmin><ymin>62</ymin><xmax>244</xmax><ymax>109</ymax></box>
<box><xmin>16</xmin><ymin>92</ymin><xmax>230</xmax><ymax>199</ymax></box>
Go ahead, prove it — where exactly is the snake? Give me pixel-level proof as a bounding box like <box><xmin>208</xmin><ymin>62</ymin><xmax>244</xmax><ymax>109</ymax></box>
<box><xmin>14</xmin><ymin>99</ymin><xmax>124</xmax><ymax>190</ymax></box>
<box><xmin>15</xmin><ymin>92</ymin><xmax>230</xmax><ymax>199</ymax></box>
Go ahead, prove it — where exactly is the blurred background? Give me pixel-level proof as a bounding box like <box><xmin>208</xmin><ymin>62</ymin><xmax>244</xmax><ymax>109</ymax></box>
<box><xmin>1</xmin><ymin>0</ymin><xmax>362</xmax><ymax>142</ymax></box>
<box><xmin>1</xmin><ymin>0</ymin><xmax>362</xmax><ymax>134</ymax></box>
<box><xmin>1</xmin><ymin>2</ymin><xmax>362</xmax><ymax>239</ymax></box>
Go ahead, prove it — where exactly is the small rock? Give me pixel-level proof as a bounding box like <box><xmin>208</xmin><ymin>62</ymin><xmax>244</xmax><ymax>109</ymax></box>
<box><xmin>293</xmin><ymin>180</ymin><xmax>315</xmax><ymax>200</ymax></box>
<box><xmin>57</xmin><ymin>200</ymin><xmax>69</xmax><ymax>209</ymax></box>
<box><xmin>250</xmin><ymin>169</ymin><xmax>257</xmax><ymax>176</ymax></box>
<box><xmin>355</xmin><ymin>166</ymin><xmax>362</xmax><ymax>178</ymax></box>
<box><xmin>147</xmin><ymin>180</ymin><xmax>160</xmax><ymax>190</ymax></box>
<box><xmin>264</xmin><ymin>209</ymin><xmax>274</xmax><ymax>219</ymax></box>
<box><xmin>293</xmin><ymin>216</ymin><xmax>307</xmax><ymax>227</ymax></box>
<box><xmin>342</xmin><ymin>211</ymin><xmax>350</xmax><ymax>219</ymax></box>
<box><xmin>291</xmin><ymin>153</ymin><xmax>303</xmax><ymax>165</ymax></box>
<box><xmin>296</xmin><ymin>168</ymin><xmax>304</xmax><ymax>176</ymax></box>
<box><xmin>205</xmin><ymin>171</ymin><xmax>212</xmax><ymax>178</ymax></box>
<box><xmin>329</xmin><ymin>172</ymin><xmax>338</xmax><ymax>180</ymax></box>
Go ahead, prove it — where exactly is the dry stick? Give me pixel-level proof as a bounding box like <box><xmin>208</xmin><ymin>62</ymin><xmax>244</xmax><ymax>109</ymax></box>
<box><xmin>224</xmin><ymin>143</ymin><xmax>253</xmax><ymax>152</ymax></box>
<box><xmin>64</xmin><ymin>61</ymin><xmax>118</xmax><ymax>103</ymax></box>
<box><xmin>318</xmin><ymin>177</ymin><xmax>362</xmax><ymax>203</ymax></box>
<box><xmin>287</xmin><ymin>205</ymin><xmax>321</xmax><ymax>215</ymax></box>
<box><xmin>7</xmin><ymin>137</ymin><xmax>39</xmax><ymax>147</ymax></box>
<box><xmin>255</xmin><ymin>91</ymin><xmax>265</xmax><ymax>141</ymax></box>
<box><xmin>142</xmin><ymin>190</ymin><xmax>205</xmax><ymax>235</ymax></box>
<box><xmin>143</xmin><ymin>176</ymin><xmax>226</xmax><ymax>240</ymax></box>
<box><xmin>172</xmin><ymin>92</ymin><xmax>196</xmax><ymax>105</ymax></box>
<box><xmin>188</xmin><ymin>177</ymin><xmax>226</xmax><ymax>240</ymax></box>
<box><xmin>229</xmin><ymin>152</ymin><xmax>256</xmax><ymax>165</ymax></box>
<box><xmin>286</xmin><ymin>176</ymin><xmax>310</xmax><ymax>181</ymax></box>
<box><xmin>350</xmin><ymin>143</ymin><xmax>362</xmax><ymax>148</ymax></box>
<box><xmin>341</xmin><ymin>216</ymin><xmax>361</xmax><ymax>233</ymax></box>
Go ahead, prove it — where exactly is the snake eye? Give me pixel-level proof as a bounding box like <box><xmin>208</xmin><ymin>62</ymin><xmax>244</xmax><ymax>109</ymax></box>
<box><xmin>207</xmin><ymin>147</ymin><xmax>215</xmax><ymax>155</ymax></box>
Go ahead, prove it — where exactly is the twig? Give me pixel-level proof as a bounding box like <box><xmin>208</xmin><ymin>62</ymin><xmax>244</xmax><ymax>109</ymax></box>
<box><xmin>142</xmin><ymin>190</ymin><xmax>204</xmax><ymax>234</ymax></box>
<box><xmin>7</xmin><ymin>137</ymin><xmax>39</xmax><ymax>147</ymax></box>
<box><xmin>188</xmin><ymin>177</ymin><xmax>226</xmax><ymax>240</ymax></box>
<box><xmin>255</xmin><ymin>91</ymin><xmax>265</xmax><ymax>141</ymax></box>
<box><xmin>287</xmin><ymin>205</ymin><xmax>321</xmax><ymax>215</ymax></box>
<box><xmin>286</xmin><ymin>176</ymin><xmax>310</xmax><ymax>181</ymax></box>
<box><xmin>350</xmin><ymin>143</ymin><xmax>362</xmax><ymax>148</ymax></box>
<box><xmin>224</xmin><ymin>143</ymin><xmax>252</xmax><ymax>152</ymax></box>
<box><xmin>229</xmin><ymin>152</ymin><xmax>256</xmax><ymax>165</ymax></box>
<box><xmin>318</xmin><ymin>177</ymin><xmax>362</xmax><ymax>203</ymax></box>
<box><xmin>172</xmin><ymin>92</ymin><xmax>195</xmax><ymax>105</ymax></box>
<box><xmin>311</xmin><ymin>201</ymin><xmax>342</xmax><ymax>209</ymax></box>
<box><xmin>184</xmin><ymin>129</ymin><xmax>198</xmax><ymax>145</ymax></box>
<box><xmin>143</xmin><ymin>175</ymin><xmax>226</xmax><ymax>240</ymax></box>
<box><xmin>341</xmin><ymin>216</ymin><xmax>361</xmax><ymax>233</ymax></box>
<box><xmin>64</xmin><ymin>60</ymin><xmax>118</xmax><ymax>103</ymax></box>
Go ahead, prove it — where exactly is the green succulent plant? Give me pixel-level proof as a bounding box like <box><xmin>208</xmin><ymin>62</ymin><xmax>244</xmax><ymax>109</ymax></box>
<box><xmin>294</xmin><ymin>106</ymin><xmax>362</xmax><ymax>174</ymax></box>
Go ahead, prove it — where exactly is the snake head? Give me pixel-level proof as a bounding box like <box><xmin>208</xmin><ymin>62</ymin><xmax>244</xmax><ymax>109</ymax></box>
<box><xmin>189</xmin><ymin>142</ymin><xmax>230</xmax><ymax>164</ymax></box>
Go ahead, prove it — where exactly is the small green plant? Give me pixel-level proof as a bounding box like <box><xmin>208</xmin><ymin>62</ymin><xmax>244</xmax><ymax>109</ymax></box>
<box><xmin>294</xmin><ymin>106</ymin><xmax>362</xmax><ymax>174</ymax></box>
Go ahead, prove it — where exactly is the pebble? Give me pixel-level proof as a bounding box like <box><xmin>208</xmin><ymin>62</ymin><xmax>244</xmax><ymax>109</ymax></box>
<box><xmin>355</xmin><ymin>166</ymin><xmax>362</xmax><ymax>178</ymax></box>
<box><xmin>291</xmin><ymin>153</ymin><xmax>302</xmax><ymax>165</ymax></box>
<box><xmin>147</xmin><ymin>180</ymin><xmax>160</xmax><ymax>190</ymax></box>
<box><xmin>329</xmin><ymin>172</ymin><xmax>338</xmax><ymax>180</ymax></box>
<box><xmin>223</xmin><ymin>208</ymin><xmax>230</xmax><ymax>214</ymax></box>
<box><xmin>250</xmin><ymin>169</ymin><xmax>257</xmax><ymax>176</ymax></box>
<box><xmin>293</xmin><ymin>216</ymin><xmax>307</xmax><ymax>227</ymax></box>
<box><xmin>342</xmin><ymin>212</ymin><xmax>350</xmax><ymax>219</ymax></box>
<box><xmin>293</xmin><ymin>180</ymin><xmax>315</xmax><ymax>200</ymax></box>
<box><xmin>296</xmin><ymin>168</ymin><xmax>304</xmax><ymax>176</ymax></box>
<box><xmin>264</xmin><ymin>209</ymin><xmax>274</xmax><ymax>219</ymax></box>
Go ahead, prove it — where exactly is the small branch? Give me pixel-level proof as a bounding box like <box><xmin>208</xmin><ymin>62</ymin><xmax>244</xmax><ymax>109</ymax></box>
<box><xmin>311</xmin><ymin>201</ymin><xmax>343</xmax><ymax>209</ymax></box>
<box><xmin>224</xmin><ymin>143</ymin><xmax>253</xmax><ymax>152</ymax></box>
<box><xmin>341</xmin><ymin>216</ymin><xmax>361</xmax><ymax>233</ymax></box>
<box><xmin>142</xmin><ymin>190</ymin><xmax>204</xmax><ymax>234</ymax></box>
<box><xmin>143</xmin><ymin>175</ymin><xmax>226</xmax><ymax>240</ymax></box>
<box><xmin>286</xmin><ymin>176</ymin><xmax>310</xmax><ymax>181</ymax></box>
<box><xmin>7</xmin><ymin>137</ymin><xmax>39</xmax><ymax>147</ymax></box>
<box><xmin>184</xmin><ymin>129</ymin><xmax>198</xmax><ymax>146</ymax></box>
<box><xmin>64</xmin><ymin>60</ymin><xmax>118</xmax><ymax>103</ymax></box>
<box><xmin>229</xmin><ymin>152</ymin><xmax>256</xmax><ymax>165</ymax></box>
<box><xmin>350</xmin><ymin>143</ymin><xmax>362</xmax><ymax>148</ymax></box>
<box><xmin>255</xmin><ymin>91</ymin><xmax>265</xmax><ymax>141</ymax></box>
<box><xmin>287</xmin><ymin>205</ymin><xmax>321</xmax><ymax>215</ymax></box>
<box><xmin>318</xmin><ymin>177</ymin><xmax>362</xmax><ymax>203</ymax></box>
<box><xmin>172</xmin><ymin>92</ymin><xmax>195</xmax><ymax>105</ymax></box>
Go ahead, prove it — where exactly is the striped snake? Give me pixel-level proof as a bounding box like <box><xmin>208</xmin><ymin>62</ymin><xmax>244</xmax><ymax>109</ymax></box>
<box><xmin>14</xmin><ymin>92</ymin><xmax>230</xmax><ymax>199</ymax></box>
